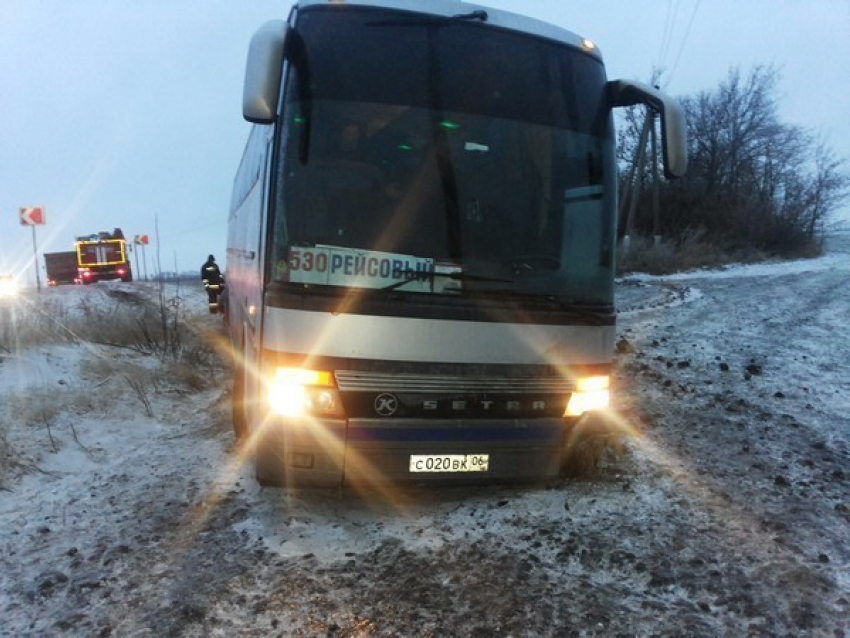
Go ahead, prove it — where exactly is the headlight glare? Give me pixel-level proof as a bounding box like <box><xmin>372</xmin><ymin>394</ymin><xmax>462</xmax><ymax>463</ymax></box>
<box><xmin>267</xmin><ymin>367</ymin><xmax>344</xmax><ymax>418</ymax></box>
<box><xmin>0</xmin><ymin>278</ymin><xmax>19</xmax><ymax>298</ymax></box>
<box><xmin>565</xmin><ymin>375</ymin><xmax>610</xmax><ymax>416</ymax></box>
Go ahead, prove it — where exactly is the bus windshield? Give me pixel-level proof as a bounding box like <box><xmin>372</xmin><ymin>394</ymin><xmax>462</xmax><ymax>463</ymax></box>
<box><xmin>270</xmin><ymin>6</ymin><xmax>616</xmax><ymax>305</ymax></box>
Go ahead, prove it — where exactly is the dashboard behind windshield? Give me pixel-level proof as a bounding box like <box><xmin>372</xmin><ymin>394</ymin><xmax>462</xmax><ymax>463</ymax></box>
<box><xmin>270</xmin><ymin>7</ymin><xmax>616</xmax><ymax>305</ymax></box>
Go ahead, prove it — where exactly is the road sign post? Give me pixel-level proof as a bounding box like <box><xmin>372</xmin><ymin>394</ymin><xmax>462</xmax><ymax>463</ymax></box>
<box><xmin>134</xmin><ymin>234</ymin><xmax>149</xmax><ymax>281</ymax></box>
<box><xmin>132</xmin><ymin>241</ymin><xmax>140</xmax><ymax>280</ymax></box>
<box><xmin>20</xmin><ymin>207</ymin><xmax>46</xmax><ymax>292</ymax></box>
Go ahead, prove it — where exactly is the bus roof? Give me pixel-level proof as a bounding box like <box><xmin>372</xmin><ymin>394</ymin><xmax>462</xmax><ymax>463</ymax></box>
<box><xmin>293</xmin><ymin>0</ymin><xmax>602</xmax><ymax>60</ymax></box>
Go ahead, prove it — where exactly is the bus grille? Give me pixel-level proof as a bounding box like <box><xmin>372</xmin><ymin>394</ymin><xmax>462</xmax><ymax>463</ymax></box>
<box><xmin>334</xmin><ymin>370</ymin><xmax>575</xmax><ymax>394</ymax></box>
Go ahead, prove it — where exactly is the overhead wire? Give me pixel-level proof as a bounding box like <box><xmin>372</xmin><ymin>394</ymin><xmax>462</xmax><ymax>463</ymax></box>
<box><xmin>665</xmin><ymin>0</ymin><xmax>702</xmax><ymax>88</ymax></box>
<box><xmin>656</xmin><ymin>0</ymin><xmax>680</xmax><ymax>73</ymax></box>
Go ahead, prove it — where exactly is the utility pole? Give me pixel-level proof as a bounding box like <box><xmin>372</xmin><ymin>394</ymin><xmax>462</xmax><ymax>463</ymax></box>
<box><xmin>651</xmin><ymin>110</ymin><xmax>661</xmax><ymax>246</ymax></box>
<box><xmin>622</xmin><ymin>111</ymin><xmax>652</xmax><ymax>254</ymax></box>
<box><xmin>142</xmin><ymin>244</ymin><xmax>149</xmax><ymax>281</ymax></box>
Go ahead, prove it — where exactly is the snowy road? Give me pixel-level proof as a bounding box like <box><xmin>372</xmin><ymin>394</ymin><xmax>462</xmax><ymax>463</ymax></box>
<box><xmin>1</xmin><ymin>236</ymin><xmax>848</xmax><ymax>636</ymax></box>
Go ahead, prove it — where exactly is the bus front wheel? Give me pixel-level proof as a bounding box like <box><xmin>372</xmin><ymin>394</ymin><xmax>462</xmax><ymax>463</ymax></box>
<box><xmin>254</xmin><ymin>430</ymin><xmax>288</xmax><ymax>487</ymax></box>
<box><xmin>561</xmin><ymin>412</ymin><xmax>626</xmax><ymax>478</ymax></box>
<box><xmin>231</xmin><ymin>351</ymin><xmax>249</xmax><ymax>445</ymax></box>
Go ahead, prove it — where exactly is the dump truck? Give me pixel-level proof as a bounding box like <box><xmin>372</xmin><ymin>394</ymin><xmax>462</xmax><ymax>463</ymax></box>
<box><xmin>44</xmin><ymin>251</ymin><xmax>80</xmax><ymax>286</ymax></box>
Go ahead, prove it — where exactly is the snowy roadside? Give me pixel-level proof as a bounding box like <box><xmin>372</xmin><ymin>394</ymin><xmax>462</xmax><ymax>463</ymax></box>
<box><xmin>0</xmin><ymin>240</ymin><xmax>848</xmax><ymax>636</ymax></box>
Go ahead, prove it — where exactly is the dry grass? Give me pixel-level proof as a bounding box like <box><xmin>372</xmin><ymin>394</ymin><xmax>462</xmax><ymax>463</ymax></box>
<box><xmin>0</xmin><ymin>298</ymin><xmax>72</xmax><ymax>351</ymax></box>
<box><xmin>0</xmin><ymin>288</ymin><xmax>216</xmax><ymax>363</ymax></box>
<box><xmin>617</xmin><ymin>232</ymin><xmax>773</xmax><ymax>275</ymax></box>
<box><xmin>0</xmin><ymin>285</ymin><xmax>225</xmax><ymax>487</ymax></box>
<box><xmin>4</xmin><ymin>387</ymin><xmax>64</xmax><ymax>427</ymax></box>
<box><xmin>0</xmin><ymin>386</ymin><xmax>81</xmax><ymax>484</ymax></box>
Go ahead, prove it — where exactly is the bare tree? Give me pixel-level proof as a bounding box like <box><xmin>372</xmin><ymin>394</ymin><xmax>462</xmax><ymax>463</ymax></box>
<box><xmin>618</xmin><ymin>64</ymin><xmax>849</xmax><ymax>257</ymax></box>
<box><xmin>803</xmin><ymin>139</ymin><xmax>850</xmax><ymax>237</ymax></box>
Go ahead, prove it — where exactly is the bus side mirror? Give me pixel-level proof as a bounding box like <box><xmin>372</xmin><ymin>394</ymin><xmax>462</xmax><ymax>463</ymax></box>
<box><xmin>243</xmin><ymin>20</ymin><xmax>289</xmax><ymax>124</ymax></box>
<box><xmin>608</xmin><ymin>79</ymin><xmax>688</xmax><ymax>179</ymax></box>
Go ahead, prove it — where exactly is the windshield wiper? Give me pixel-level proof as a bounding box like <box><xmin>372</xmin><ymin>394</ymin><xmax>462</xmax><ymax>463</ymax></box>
<box><xmin>367</xmin><ymin>10</ymin><xmax>488</xmax><ymax>27</ymax></box>
<box><xmin>382</xmin><ymin>268</ymin><xmax>513</xmax><ymax>291</ymax></box>
<box><xmin>507</xmin><ymin>256</ymin><xmax>562</xmax><ymax>276</ymax></box>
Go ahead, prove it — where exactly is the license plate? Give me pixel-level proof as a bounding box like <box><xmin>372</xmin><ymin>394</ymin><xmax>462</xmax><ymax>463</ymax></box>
<box><xmin>409</xmin><ymin>454</ymin><xmax>490</xmax><ymax>473</ymax></box>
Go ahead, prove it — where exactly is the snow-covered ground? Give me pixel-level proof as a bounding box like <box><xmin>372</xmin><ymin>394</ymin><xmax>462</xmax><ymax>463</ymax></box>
<box><xmin>1</xmin><ymin>235</ymin><xmax>848</xmax><ymax>636</ymax></box>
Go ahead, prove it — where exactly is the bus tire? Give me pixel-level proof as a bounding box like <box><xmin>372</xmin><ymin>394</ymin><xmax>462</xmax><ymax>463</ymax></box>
<box><xmin>231</xmin><ymin>349</ymin><xmax>249</xmax><ymax>445</ymax></box>
<box><xmin>561</xmin><ymin>413</ymin><xmax>625</xmax><ymax>478</ymax></box>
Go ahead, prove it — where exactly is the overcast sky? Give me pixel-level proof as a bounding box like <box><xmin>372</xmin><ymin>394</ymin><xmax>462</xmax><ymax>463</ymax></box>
<box><xmin>3</xmin><ymin>1</ymin><xmax>848</xmax><ymax>284</ymax></box>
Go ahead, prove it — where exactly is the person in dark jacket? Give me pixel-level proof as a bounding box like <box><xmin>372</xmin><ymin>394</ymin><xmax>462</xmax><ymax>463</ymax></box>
<box><xmin>201</xmin><ymin>254</ymin><xmax>224</xmax><ymax>314</ymax></box>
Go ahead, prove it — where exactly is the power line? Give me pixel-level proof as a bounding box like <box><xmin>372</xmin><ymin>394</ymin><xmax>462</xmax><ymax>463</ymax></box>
<box><xmin>665</xmin><ymin>0</ymin><xmax>702</xmax><ymax>88</ymax></box>
<box><xmin>656</xmin><ymin>0</ymin><xmax>681</xmax><ymax>70</ymax></box>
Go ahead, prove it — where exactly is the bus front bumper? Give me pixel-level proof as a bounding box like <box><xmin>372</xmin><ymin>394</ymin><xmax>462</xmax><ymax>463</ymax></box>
<box><xmin>256</xmin><ymin>417</ymin><xmax>577</xmax><ymax>487</ymax></box>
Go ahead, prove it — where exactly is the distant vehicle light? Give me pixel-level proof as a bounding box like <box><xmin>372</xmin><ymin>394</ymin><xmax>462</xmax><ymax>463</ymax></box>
<box><xmin>0</xmin><ymin>276</ymin><xmax>19</xmax><ymax>298</ymax></box>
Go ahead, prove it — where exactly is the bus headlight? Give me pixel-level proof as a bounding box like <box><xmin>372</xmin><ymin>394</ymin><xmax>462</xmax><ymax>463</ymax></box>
<box><xmin>565</xmin><ymin>376</ymin><xmax>610</xmax><ymax>416</ymax></box>
<box><xmin>268</xmin><ymin>368</ymin><xmax>345</xmax><ymax>418</ymax></box>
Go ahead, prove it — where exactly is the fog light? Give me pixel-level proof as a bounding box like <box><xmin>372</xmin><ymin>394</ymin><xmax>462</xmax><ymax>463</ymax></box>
<box><xmin>288</xmin><ymin>452</ymin><xmax>314</xmax><ymax>469</ymax></box>
<box><xmin>565</xmin><ymin>376</ymin><xmax>610</xmax><ymax>416</ymax></box>
<box><xmin>307</xmin><ymin>388</ymin><xmax>344</xmax><ymax>417</ymax></box>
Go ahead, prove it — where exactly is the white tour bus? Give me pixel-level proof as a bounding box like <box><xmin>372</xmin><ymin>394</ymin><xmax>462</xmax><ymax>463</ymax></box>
<box><xmin>227</xmin><ymin>0</ymin><xmax>686</xmax><ymax>487</ymax></box>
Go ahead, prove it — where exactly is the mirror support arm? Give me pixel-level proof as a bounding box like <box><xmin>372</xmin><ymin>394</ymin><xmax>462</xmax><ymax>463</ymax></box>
<box><xmin>608</xmin><ymin>79</ymin><xmax>688</xmax><ymax>179</ymax></box>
